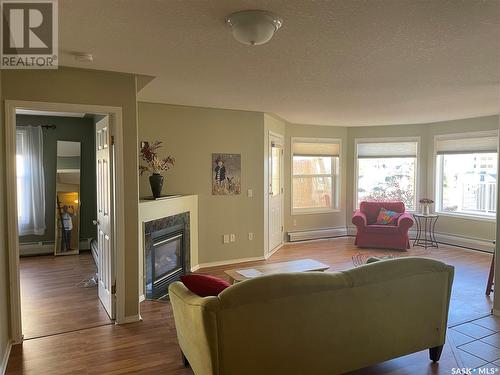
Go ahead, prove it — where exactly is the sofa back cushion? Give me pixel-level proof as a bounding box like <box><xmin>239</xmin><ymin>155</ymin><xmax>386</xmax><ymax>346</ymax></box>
<box><xmin>360</xmin><ymin>201</ymin><xmax>405</xmax><ymax>224</ymax></box>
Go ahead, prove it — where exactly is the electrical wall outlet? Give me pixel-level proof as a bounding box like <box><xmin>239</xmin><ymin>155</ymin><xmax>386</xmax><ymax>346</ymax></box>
<box><xmin>223</xmin><ymin>234</ymin><xmax>230</xmax><ymax>244</ymax></box>
<box><xmin>293</xmin><ymin>219</ymin><xmax>297</xmax><ymax>227</ymax></box>
<box><xmin>230</xmin><ymin>234</ymin><xmax>236</xmax><ymax>242</ymax></box>
<box><xmin>247</xmin><ymin>189</ymin><xmax>253</xmax><ymax>197</ymax></box>
<box><xmin>248</xmin><ymin>232</ymin><xmax>254</xmax><ymax>241</ymax></box>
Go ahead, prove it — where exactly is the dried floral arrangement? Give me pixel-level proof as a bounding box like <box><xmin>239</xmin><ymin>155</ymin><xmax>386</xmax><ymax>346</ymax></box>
<box><xmin>139</xmin><ymin>141</ymin><xmax>175</xmax><ymax>176</ymax></box>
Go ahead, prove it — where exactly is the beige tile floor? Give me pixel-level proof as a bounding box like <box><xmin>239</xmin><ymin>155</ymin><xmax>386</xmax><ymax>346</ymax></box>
<box><xmin>449</xmin><ymin>314</ymin><xmax>500</xmax><ymax>371</ymax></box>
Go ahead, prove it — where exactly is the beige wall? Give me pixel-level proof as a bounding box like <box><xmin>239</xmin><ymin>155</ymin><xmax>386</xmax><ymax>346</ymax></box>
<box><xmin>0</xmin><ymin>69</ymin><xmax>11</xmax><ymax>369</ymax></box>
<box><xmin>138</xmin><ymin>102</ymin><xmax>265</xmax><ymax>265</ymax></box>
<box><xmin>1</xmin><ymin>67</ymin><xmax>140</xmax><ymax>318</ymax></box>
<box><xmin>346</xmin><ymin>115</ymin><xmax>499</xmax><ymax>241</ymax></box>
<box><xmin>284</xmin><ymin>123</ymin><xmax>348</xmax><ymax>233</ymax></box>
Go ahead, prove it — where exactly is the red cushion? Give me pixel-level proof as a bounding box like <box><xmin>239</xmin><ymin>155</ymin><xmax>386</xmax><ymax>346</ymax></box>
<box><xmin>180</xmin><ymin>274</ymin><xmax>230</xmax><ymax>297</ymax></box>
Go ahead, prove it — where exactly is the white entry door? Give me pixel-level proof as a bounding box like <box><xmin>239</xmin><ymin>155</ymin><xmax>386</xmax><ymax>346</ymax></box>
<box><xmin>95</xmin><ymin>116</ymin><xmax>115</xmax><ymax>319</ymax></box>
<box><xmin>269</xmin><ymin>134</ymin><xmax>284</xmax><ymax>253</ymax></box>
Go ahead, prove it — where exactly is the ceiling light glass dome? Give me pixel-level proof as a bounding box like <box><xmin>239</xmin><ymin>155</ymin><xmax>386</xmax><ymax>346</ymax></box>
<box><xmin>225</xmin><ymin>10</ymin><xmax>283</xmax><ymax>46</ymax></box>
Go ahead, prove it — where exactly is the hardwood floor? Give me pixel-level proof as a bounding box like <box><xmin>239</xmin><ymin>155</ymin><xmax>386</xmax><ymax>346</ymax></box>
<box><xmin>7</xmin><ymin>238</ymin><xmax>492</xmax><ymax>374</ymax></box>
<box><xmin>20</xmin><ymin>252</ymin><xmax>111</xmax><ymax>339</ymax></box>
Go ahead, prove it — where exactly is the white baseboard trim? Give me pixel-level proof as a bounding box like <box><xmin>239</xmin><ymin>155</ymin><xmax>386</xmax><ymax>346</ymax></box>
<box><xmin>139</xmin><ymin>294</ymin><xmax>145</xmax><ymax>303</ymax></box>
<box><xmin>347</xmin><ymin>226</ymin><xmax>356</xmax><ymax>236</ymax></box>
<box><xmin>288</xmin><ymin>227</ymin><xmax>348</xmax><ymax>242</ymax></box>
<box><xmin>19</xmin><ymin>242</ymin><xmax>53</xmax><ymax>256</ymax></box>
<box><xmin>1</xmin><ymin>341</ymin><xmax>12</xmax><ymax>375</ymax></box>
<box><xmin>432</xmin><ymin>232</ymin><xmax>494</xmax><ymax>253</ymax></box>
<box><xmin>347</xmin><ymin>226</ymin><xmax>493</xmax><ymax>252</ymax></box>
<box><xmin>120</xmin><ymin>314</ymin><xmax>142</xmax><ymax>324</ymax></box>
<box><xmin>191</xmin><ymin>255</ymin><xmax>266</xmax><ymax>271</ymax></box>
<box><xmin>266</xmin><ymin>243</ymin><xmax>283</xmax><ymax>259</ymax></box>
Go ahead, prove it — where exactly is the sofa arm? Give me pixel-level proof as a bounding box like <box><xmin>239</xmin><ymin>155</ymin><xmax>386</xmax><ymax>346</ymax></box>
<box><xmin>398</xmin><ymin>212</ymin><xmax>414</xmax><ymax>232</ymax></box>
<box><xmin>352</xmin><ymin>210</ymin><xmax>367</xmax><ymax>228</ymax></box>
<box><xmin>169</xmin><ymin>282</ymin><xmax>220</xmax><ymax>375</ymax></box>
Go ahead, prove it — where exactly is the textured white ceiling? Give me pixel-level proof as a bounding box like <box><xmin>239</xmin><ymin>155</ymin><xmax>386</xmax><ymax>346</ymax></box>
<box><xmin>59</xmin><ymin>0</ymin><xmax>500</xmax><ymax>126</ymax></box>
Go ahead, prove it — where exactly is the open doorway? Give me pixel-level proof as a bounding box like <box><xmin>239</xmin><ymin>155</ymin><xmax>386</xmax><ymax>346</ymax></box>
<box><xmin>12</xmin><ymin>108</ymin><xmax>114</xmax><ymax>339</ymax></box>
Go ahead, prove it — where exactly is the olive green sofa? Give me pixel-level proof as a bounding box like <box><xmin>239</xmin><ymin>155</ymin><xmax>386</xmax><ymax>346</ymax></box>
<box><xmin>169</xmin><ymin>257</ymin><xmax>454</xmax><ymax>375</ymax></box>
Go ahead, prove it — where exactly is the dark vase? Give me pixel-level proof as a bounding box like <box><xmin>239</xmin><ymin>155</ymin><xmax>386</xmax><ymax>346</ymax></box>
<box><xmin>149</xmin><ymin>173</ymin><xmax>164</xmax><ymax>199</ymax></box>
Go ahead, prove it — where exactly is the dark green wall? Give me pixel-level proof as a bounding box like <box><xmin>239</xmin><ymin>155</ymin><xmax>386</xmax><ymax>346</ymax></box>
<box><xmin>17</xmin><ymin>115</ymin><xmax>97</xmax><ymax>243</ymax></box>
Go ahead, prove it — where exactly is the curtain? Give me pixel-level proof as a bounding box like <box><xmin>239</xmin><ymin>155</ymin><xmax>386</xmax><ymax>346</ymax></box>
<box><xmin>16</xmin><ymin>126</ymin><xmax>46</xmax><ymax>235</ymax></box>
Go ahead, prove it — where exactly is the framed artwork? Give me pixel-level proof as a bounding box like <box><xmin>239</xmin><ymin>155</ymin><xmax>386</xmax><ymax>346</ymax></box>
<box><xmin>212</xmin><ymin>153</ymin><xmax>241</xmax><ymax>195</ymax></box>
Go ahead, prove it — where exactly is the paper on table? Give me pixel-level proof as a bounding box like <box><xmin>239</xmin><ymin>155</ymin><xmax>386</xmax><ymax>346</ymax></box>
<box><xmin>236</xmin><ymin>268</ymin><xmax>263</xmax><ymax>278</ymax></box>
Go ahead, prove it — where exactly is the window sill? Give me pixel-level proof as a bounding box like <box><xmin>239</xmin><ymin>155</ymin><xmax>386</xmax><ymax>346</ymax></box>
<box><xmin>292</xmin><ymin>208</ymin><xmax>341</xmax><ymax>216</ymax></box>
<box><xmin>435</xmin><ymin>211</ymin><xmax>496</xmax><ymax>223</ymax></box>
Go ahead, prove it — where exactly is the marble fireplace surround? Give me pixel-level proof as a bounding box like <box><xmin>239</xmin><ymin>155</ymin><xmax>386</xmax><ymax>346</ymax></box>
<box><xmin>138</xmin><ymin>195</ymin><xmax>199</xmax><ymax>301</ymax></box>
<box><xmin>144</xmin><ymin>212</ymin><xmax>190</xmax><ymax>300</ymax></box>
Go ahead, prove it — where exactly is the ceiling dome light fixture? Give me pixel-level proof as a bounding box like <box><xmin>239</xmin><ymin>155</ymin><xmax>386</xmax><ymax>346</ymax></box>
<box><xmin>225</xmin><ymin>10</ymin><xmax>283</xmax><ymax>46</ymax></box>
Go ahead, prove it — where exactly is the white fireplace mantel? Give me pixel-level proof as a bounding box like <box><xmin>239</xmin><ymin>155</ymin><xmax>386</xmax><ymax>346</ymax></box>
<box><xmin>138</xmin><ymin>195</ymin><xmax>199</xmax><ymax>301</ymax></box>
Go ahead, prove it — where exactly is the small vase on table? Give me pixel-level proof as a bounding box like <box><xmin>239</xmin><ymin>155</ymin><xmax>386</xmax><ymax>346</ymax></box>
<box><xmin>419</xmin><ymin>198</ymin><xmax>434</xmax><ymax>216</ymax></box>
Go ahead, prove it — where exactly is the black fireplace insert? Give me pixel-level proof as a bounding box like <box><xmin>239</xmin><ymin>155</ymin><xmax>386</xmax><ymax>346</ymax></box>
<box><xmin>145</xmin><ymin>215</ymin><xmax>190</xmax><ymax>300</ymax></box>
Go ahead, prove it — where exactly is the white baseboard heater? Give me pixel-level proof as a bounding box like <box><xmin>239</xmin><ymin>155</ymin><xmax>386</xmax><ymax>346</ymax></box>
<box><xmin>19</xmin><ymin>238</ymin><xmax>93</xmax><ymax>256</ymax></box>
<box><xmin>288</xmin><ymin>227</ymin><xmax>347</xmax><ymax>242</ymax></box>
<box><xmin>290</xmin><ymin>226</ymin><xmax>494</xmax><ymax>253</ymax></box>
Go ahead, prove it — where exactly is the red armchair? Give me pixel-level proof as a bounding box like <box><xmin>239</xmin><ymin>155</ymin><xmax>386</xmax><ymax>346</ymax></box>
<box><xmin>352</xmin><ymin>201</ymin><xmax>414</xmax><ymax>250</ymax></box>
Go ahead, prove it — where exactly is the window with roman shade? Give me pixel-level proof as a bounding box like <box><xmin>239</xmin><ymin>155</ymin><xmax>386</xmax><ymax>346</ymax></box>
<box><xmin>292</xmin><ymin>138</ymin><xmax>341</xmax><ymax>213</ymax></box>
<box><xmin>435</xmin><ymin>131</ymin><xmax>498</xmax><ymax>218</ymax></box>
<box><xmin>356</xmin><ymin>138</ymin><xmax>419</xmax><ymax>210</ymax></box>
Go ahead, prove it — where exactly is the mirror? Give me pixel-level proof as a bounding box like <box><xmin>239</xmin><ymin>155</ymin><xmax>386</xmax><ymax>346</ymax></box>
<box><xmin>54</xmin><ymin>141</ymin><xmax>81</xmax><ymax>255</ymax></box>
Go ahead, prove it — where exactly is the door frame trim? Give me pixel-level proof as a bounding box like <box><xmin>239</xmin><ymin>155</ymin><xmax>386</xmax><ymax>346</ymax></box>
<box><xmin>266</xmin><ymin>131</ymin><xmax>285</xmax><ymax>256</ymax></box>
<box><xmin>5</xmin><ymin>100</ymin><xmax>126</xmax><ymax>343</ymax></box>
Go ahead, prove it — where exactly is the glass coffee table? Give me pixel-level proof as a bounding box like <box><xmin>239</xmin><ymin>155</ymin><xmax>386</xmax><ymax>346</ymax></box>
<box><xmin>224</xmin><ymin>258</ymin><xmax>330</xmax><ymax>284</ymax></box>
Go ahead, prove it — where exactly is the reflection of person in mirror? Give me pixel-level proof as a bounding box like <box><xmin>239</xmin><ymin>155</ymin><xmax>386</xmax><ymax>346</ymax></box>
<box><xmin>61</xmin><ymin>205</ymin><xmax>75</xmax><ymax>251</ymax></box>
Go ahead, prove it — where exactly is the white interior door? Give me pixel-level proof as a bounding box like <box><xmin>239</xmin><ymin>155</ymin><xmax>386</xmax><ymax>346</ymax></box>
<box><xmin>95</xmin><ymin>116</ymin><xmax>115</xmax><ymax>319</ymax></box>
<box><xmin>269</xmin><ymin>135</ymin><xmax>284</xmax><ymax>253</ymax></box>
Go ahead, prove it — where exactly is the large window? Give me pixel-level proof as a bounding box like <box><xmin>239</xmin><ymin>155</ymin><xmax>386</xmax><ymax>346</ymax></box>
<box><xmin>356</xmin><ymin>139</ymin><xmax>418</xmax><ymax>210</ymax></box>
<box><xmin>435</xmin><ymin>132</ymin><xmax>498</xmax><ymax>218</ymax></box>
<box><xmin>292</xmin><ymin>138</ymin><xmax>340</xmax><ymax>214</ymax></box>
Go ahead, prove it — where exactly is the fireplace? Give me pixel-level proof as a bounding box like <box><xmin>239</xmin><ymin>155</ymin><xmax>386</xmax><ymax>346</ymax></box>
<box><xmin>144</xmin><ymin>213</ymin><xmax>190</xmax><ymax>300</ymax></box>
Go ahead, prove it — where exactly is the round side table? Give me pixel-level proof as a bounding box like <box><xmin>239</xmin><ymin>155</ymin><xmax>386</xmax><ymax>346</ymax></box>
<box><xmin>413</xmin><ymin>213</ymin><xmax>439</xmax><ymax>249</ymax></box>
